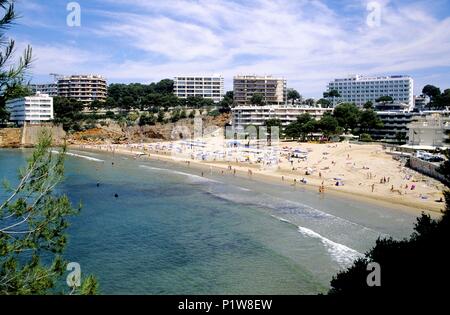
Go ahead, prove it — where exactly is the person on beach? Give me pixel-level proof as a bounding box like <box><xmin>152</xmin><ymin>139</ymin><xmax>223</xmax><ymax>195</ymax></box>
<box><xmin>371</xmin><ymin>183</ymin><xmax>375</xmax><ymax>192</ymax></box>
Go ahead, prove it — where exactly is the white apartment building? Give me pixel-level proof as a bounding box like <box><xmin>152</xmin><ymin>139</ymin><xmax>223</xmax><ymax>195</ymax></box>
<box><xmin>233</xmin><ymin>75</ymin><xmax>287</xmax><ymax>106</ymax></box>
<box><xmin>6</xmin><ymin>92</ymin><xmax>54</xmax><ymax>125</ymax></box>
<box><xmin>327</xmin><ymin>75</ymin><xmax>414</xmax><ymax>108</ymax></box>
<box><xmin>174</xmin><ymin>76</ymin><xmax>224</xmax><ymax>103</ymax></box>
<box><xmin>232</xmin><ymin>105</ymin><xmax>333</xmax><ymax>129</ymax></box>
<box><xmin>57</xmin><ymin>74</ymin><xmax>107</xmax><ymax>103</ymax></box>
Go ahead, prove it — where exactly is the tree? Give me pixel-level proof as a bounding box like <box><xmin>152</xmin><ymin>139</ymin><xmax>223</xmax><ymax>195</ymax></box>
<box><xmin>157</xmin><ymin>110</ymin><xmax>165</xmax><ymax>123</ymax></box>
<box><xmin>358</xmin><ymin>109</ymin><xmax>383</xmax><ymax>134</ymax></box>
<box><xmin>284</xmin><ymin>114</ymin><xmax>314</xmax><ymax>141</ymax></box>
<box><xmin>422</xmin><ymin>85</ymin><xmax>441</xmax><ymax>100</ymax></box>
<box><xmin>0</xmin><ymin>2</ymin><xmax>32</xmax><ymax>126</ymax></box>
<box><xmin>219</xmin><ymin>91</ymin><xmax>234</xmax><ymax>113</ymax></box>
<box><xmin>250</xmin><ymin>93</ymin><xmax>264</xmax><ymax>106</ymax></box>
<box><xmin>0</xmin><ymin>105</ymin><xmax>8</xmax><ymax>125</ymax></box>
<box><xmin>317</xmin><ymin>113</ymin><xmax>339</xmax><ymax>137</ymax></box>
<box><xmin>363</xmin><ymin>101</ymin><xmax>373</xmax><ymax>110</ymax></box>
<box><xmin>138</xmin><ymin>113</ymin><xmax>156</xmax><ymax>126</ymax></box>
<box><xmin>89</xmin><ymin>100</ymin><xmax>103</xmax><ymax>111</ymax></box>
<box><xmin>375</xmin><ymin>95</ymin><xmax>394</xmax><ymax>104</ymax></box>
<box><xmin>422</xmin><ymin>85</ymin><xmax>450</xmax><ymax>109</ymax></box>
<box><xmin>324</xmin><ymin>90</ymin><xmax>340</xmax><ymax>107</ymax></box>
<box><xmin>154</xmin><ymin>79</ymin><xmax>174</xmax><ymax>94</ymax></box>
<box><xmin>333</xmin><ymin>103</ymin><xmax>360</xmax><ymax>132</ymax></box>
<box><xmin>328</xmin><ymin>150</ymin><xmax>450</xmax><ymax>295</ymax></box>
<box><xmin>171</xmin><ymin>109</ymin><xmax>180</xmax><ymax>122</ymax></box>
<box><xmin>53</xmin><ymin>97</ymin><xmax>84</xmax><ymax>131</ymax></box>
<box><xmin>185</xmin><ymin>96</ymin><xmax>199</xmax><ymax>108</ymax></box>
<box><xmin>303</xmin><ymin>98</ymin><xmax>315</xmax><ymax>107</ymax></box>
<box><xmin>287</xmin><ymin>88</ymin><xmax>301</xmax><ymax>105</ymax></box>
<box><xmin>317</xmin><ymin>98</ymin><xmax>331</xmax><ymax>108</ymax></box>
<box><xmin>0</xmin><ymin>131</ymin><xmax>98</xmax><ymax>294</ymax></box>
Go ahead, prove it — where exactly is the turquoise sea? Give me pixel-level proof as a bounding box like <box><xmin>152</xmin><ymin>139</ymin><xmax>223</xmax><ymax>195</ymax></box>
<box><xmin>0</xmin><ymin>148</ymin><xmax>419</xmax><ymax>294</ymax></box>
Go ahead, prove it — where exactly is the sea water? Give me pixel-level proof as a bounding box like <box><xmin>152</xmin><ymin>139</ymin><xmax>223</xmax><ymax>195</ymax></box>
<box><xmin>0</xmin><ymin>148</ymin><xmax>419</xmax><ymax>294</ymax></box>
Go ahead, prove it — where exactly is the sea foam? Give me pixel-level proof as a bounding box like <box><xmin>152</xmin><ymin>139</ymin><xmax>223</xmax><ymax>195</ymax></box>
<box><xmin>51</xmin><ymin>150</ymin><xmax>104</xmax><ymax>162</ymax></box>
<box><xmin>139</xmin><ymin>165</ymin><xmax>220</xmax><ymax>183</ymax></box>
<box><xmin>298</xmin><ymin>226</ymin><xmax>364</xmax><ymax>268</ymax></box>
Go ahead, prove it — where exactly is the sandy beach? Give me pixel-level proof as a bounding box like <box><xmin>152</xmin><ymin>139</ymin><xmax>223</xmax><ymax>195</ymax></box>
<box><xmin>71</xmin><ymin>139</ymin><xmax>446</xmax><ymax>217</ymax></box>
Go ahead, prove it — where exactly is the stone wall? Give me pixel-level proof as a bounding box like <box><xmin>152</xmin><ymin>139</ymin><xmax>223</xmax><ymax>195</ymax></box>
<box><xmin>0</xmin><ymin>128</ymin><xmax>22</xmax><ymax>147</ymax></box>
<box><xmin>409</xmin><ymin>156</ymin><xmax>446</xmax><ymax>183</ymax></box>
<box><xmin>21</xmin><ymin>124</ymin><xmax>66</xmax><ymax>146</ymax></box>
<box><xmin>0</xmin><ymin>124</ymin><xmax>66</xmax><ymax>147</ymax></box>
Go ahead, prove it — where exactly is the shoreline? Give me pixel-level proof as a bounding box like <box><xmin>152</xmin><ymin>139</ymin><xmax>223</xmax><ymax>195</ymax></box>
<box><xmin>69</xmin><ymin>144</ymin><xmax>445</xmax><ymax>218</ymax></box>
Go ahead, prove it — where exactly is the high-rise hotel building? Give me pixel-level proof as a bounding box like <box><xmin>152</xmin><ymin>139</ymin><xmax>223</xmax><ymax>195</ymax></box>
<box><xmin>174</xmin><ymin>76</ymin><xmax>224</xmax><ymax>103</ymax></box>
<box><xmin>57</xmin><ymin>75</ymin><xmax>107</xmax><ymax>103</ymax></box>
<box><xmin>327</xmin><ymin>75</ymin><xmax>414</xmax><ymax>108</ymax></box>
<box><xmin>233</xmin><ymin>75</ymin><xmax>287</xmax><ymax>106</ymax></box>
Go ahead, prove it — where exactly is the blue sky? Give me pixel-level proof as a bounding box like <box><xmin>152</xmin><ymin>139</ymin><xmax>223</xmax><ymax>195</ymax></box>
<box><xmin>8</xmin><ymin>0</ymin><xmax>450</xmax><ymax>98</ymax></box>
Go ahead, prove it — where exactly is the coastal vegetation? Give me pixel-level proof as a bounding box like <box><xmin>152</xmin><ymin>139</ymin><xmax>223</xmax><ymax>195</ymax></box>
<box><xmin>283</xmin><ymin>103</ymin><xmax>382</xmax><ymax>140</ymax></box>
<box><xmin>328</xmin><ymin>151</ymin><xmax>450</xmax><ymax>294</ymax></box>
<box><xmin>0</xmin><ymin>1</ymin><xmax>97</xmax><ymax>294</ymax></box>
<box><xmin>0</xmin><ymin>131</ymin><xmax>98</xmax><ymax>294</ymax></box>
<box><xmin>422</xmin><ymin>84</ymin><xmax>450</xmax><ymax>109</ymax></box>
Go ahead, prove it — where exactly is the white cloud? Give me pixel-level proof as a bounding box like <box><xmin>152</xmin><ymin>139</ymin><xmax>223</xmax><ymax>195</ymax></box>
<box><xmin>21</xmin><ymin>0</ymin><xmax>450</xmax><ymax>97</ymax></box>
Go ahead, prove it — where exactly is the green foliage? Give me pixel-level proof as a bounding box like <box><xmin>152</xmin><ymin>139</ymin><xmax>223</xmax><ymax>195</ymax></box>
<box><xmin>287</xmin><ymin>89</ymin><xmax>301</xmax><ymax>105</ymax></box>
<box><xmin>303</xmin><ymin>98</ymin><xmax>315</xmax><ymax>106</ymax></box>
<box><xmin>0</xmin><ymin>105</ymin><xmax>8</xmax><ymax>124</ymax></box>
<box><xmin>323</xmin><ymin>90</ymin><xmax>341</xmax><ymax>106</ymax></box>
<box><xmin>0</xmin><ymin>1</ymin><xmax>33</xmax><ymax>125</ymax></box>
<box><xmin>328</xmin><ymin>151</ymin><xmax>450</xmax><ymax>295</ymax></box>
<box><xmin>359</xmin><ymin>133</ymin><xmax>373</xmax><ymax>142</ymax></box>
<box><xmin>422</xmin><ymin>85</ymin><xmax>441</xmax><ymax>100</ymax></box>
<box><xmin>89</xmin><ymin>100</ymin><xmax>103</xmax><ymax>111</ymax></box>
<box><xmin>317</xmin><ymin>113</ymin><xmax>340</xmax><ymax>137</ymax></box>
<box><xmin>332</xmin><ymin>103</ymin><xmax>360</xmax><ymax>132</ymax></box>
<box><xmin>285</xmin><ymin>114</ymin><xmax>315</xmax><ymax>140</ymax></box>
<box><xmin>317</xmin><ymin>98</ymin><xmax>331</xmax><ymax>108</ymax></box>
<box><xmin>358</xmin><ymin>109</ymin><xmax>383</xmax><ymax>133</ymax></box>
<box><xmin>375</xmin><ymin>95</ymin><xmax>394</xmax><ymax>103</ymax></box>
<box><xmin>157</xmin><ymin>110</ymin><xmax>165</xmax><ymax>123</ymax></box>
<box><xmin>0</xmin><ymin>131</ymin><xmax>98</xmax><ymax>294</ymax></box>
<box><xmin>106</xmin><ymin>80</ymin><xmax>175</xmax><ymax>111</ymax></box>
<box><xmin>218</xmin><ymin>91</ymin><xmax>233</xmax><ymax>113</ymax></box>
<box><xmin>188</xmin><ymin>110</ymin><xmax>196</xmax><ymax>119</ymax></box>
<box><xmin>422</xmin><ymin>85</ymin><xmax>450</xmax><ymax>109</ymax></box>
<box><xmin>179</xmin><ymin>108</ymin><xmax>187</xmax><ymax>119</ymax></box>
<box><xmin>170</xmin><ymin>108</ymin><xmax>181</xmax><ymax>122</ymax></box>
<box><xmin>105</xmin><ymin>111</ymin><xmax>115</xmax><ymax>119</ymax></box>
<box><xmin>138</xmin><ymin>113</ymin><xmax>156</xmax><ymax>126</ymax></box>
<box><xmin>53</xmin><ymin>97</ymin><xmax>84</xmax><ymax>132</ymax></box>
<box><xmin>363</xmin><ymin>101</ymin><xmax>373</xmax><ymax>109</ymax></box>
<box><xmin>207</xmin><ymin>109</ymin><xmax>220</xmax><ymax>117</ymax></box>
<box><xmin>250</xmin><ymin>93</ymin><xmax>264</xmax><ymax>106</ymax></box>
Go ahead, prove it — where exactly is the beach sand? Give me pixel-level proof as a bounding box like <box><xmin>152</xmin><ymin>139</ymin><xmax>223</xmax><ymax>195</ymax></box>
<box><xmin>71</xmin><ymin>140</ymin><xmax>446</xmax><ymax>217</ymax></box>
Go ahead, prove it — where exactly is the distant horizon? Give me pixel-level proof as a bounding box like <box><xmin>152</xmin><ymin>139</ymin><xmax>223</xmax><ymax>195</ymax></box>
<box><xmin>13</xmin><ymin>0</ymin><xmax>450</xmax><ymax>98</ymax></box>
